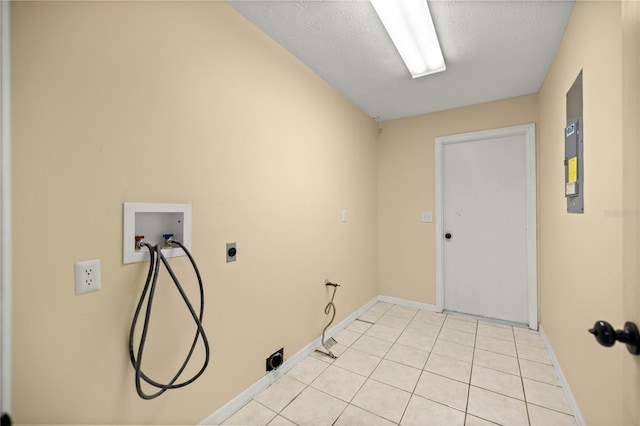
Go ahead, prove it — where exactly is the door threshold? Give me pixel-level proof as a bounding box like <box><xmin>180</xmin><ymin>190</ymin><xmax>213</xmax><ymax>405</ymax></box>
<box><xmin>442</xmin><ymin>310</ymin><xmax>534</xmax><ymax>330</ymax></box>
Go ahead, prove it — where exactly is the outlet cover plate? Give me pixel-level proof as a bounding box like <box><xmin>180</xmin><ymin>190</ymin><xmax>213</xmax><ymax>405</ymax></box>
<box><xmin>226</xmin><ymin>242</ymin><xmax>237</xmax><ymax>262</ymax></box>
<box><xmin>266</xmin><ymin>348</ymin><xmax>284</xmax><ymax>372</ymax></box>
<box><xmin>75</xmin><ymin>259</ymin><xmax>101</xmax><ymax>295</ymax></box>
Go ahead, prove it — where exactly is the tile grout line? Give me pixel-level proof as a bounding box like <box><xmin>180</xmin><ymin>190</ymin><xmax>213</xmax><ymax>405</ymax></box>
<box><xmin>462</xmin><ymin>317</ymin><xmax>478</xmax><ymax>426</ymax></box>
<box><xmin>527</xmin><ymin>401</ymin><xmax>580</xmax><ymax>417</ymax></box>
<box><xmin>373</xmin><ymin>305</ymin><xmax>420</xmax><ymax>424</ymax></box>
<box><xmin>399</xmin><ymin>311</ymin><xmax>452</xmax><ymax>408</ymax></box>
<box><xmin>276</xmin><ymin>375</ymin><xmax>312</xmax><ymax>426</ymax></box>
<box><xmin>514</xmin><ymin>326</ymin><xmax>532</xmax><ymax>426</ymax></box>
<box><xmin>464</xmin><ymin>322</ymin><xmax>534</xmax><ymax>426</ymax></box>
<box><xmin>397</xmin><ymin>311</ymin><xmax>452</xmax><ymax>425</ymax></box>
<box><xmin>250</xmin><ymin>399</ymin><xmax>281</xmax><ymax>426</ymax></box>
<box><xmin>349</xmin><ymin>304</ymin><xmax>434</xmax><ymax>425</ymax></box>
<box><xmin>330</xmin><ymin>317</ymin><xmax>382</xmax><ymax>426</ymax></box>
<box><xmin>333</xmin><ymin>302</ymin><xmax>413</xmax><ymax>425</ymax></box>
<box><xmin>288</xmin><ymin>332</ymin><xmax>360</xmax><ymax>425</ymax></box>
<box><xmin>275</xmin><ymin>310</ymin><xmax>387</xmax><ymax>426</ymax></box>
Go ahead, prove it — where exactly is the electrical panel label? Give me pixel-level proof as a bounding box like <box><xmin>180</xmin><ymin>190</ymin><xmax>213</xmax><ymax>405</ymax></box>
<box><xmin>567</xmin><ymin>157</ymin><xmax>578</xmax><ymax>183</ymax></box>
<box><xmin>566</xmin><ymin>123</ymin><xmax>575</xmax><ymax>137</ymax></box>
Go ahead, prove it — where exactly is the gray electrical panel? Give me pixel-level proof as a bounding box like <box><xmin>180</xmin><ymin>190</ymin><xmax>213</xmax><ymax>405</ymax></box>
<box><xmin>566</xmin><ymin>72</ymin><xmax>584</xmax><ymax>214</ymax></box>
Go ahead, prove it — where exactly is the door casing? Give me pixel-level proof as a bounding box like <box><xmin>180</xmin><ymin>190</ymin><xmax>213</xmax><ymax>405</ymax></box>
<box><xmin>1</xmin><ymin>0</ymin><xmax>11</xmax><ymax>417</ymax></box>
<box><xmin>435</xmin><ymin>123</ymin><xmax>538</xmax><ymax>329</ymax></box>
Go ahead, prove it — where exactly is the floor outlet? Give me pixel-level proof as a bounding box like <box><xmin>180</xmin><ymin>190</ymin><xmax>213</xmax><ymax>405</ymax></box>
<box><xmin>74</xmin><ymin>259</ymin><xmax>101</xmax><ymax>295</ymax></box>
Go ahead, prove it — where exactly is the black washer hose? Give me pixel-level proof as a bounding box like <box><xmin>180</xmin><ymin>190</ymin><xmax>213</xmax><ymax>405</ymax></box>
<box><xmin>128</xmin><ymin>239</ymin><xmax>210</xmax><ymax>400</ymax></box>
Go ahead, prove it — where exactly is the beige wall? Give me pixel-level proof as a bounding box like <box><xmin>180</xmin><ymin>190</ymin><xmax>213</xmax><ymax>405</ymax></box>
<box><xmin>11</xmin><ymin>0</ymin><xmax>640</xmax><ymax>425</ymax></box>
<box><xmin>622</xmin><ymin>1</ymin><xmax>640</xmax><ymax>423</ymax></box>
<box><xmin>537</xmin><ymin>1</ymin><xmax>632</xmax><ymax>424</ymax></box>
<box><xmin>377</xmin><ymin>95</ymin><xmax>538</xmax><ymax>304</ymax></box>
<box><xmin>11</xmin><ymin>2</ymin><xmax>378</xmax><ymax>424</ymax></box>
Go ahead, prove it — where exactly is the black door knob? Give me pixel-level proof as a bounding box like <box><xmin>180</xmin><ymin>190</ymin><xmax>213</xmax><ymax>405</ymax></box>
<box><xmin>588</xmin><ymin>321</ymin><xmax>617</xmax><ymax>346</ymax></box>
<box><xmin>589</xmin><ymin>320</ymin><xmax>640</xmax><ymax>355</ymax></box>
<box><xmin>445</xmin><ymin>233</ymin><xmax>452</xmax><ymax>239</ymax></box>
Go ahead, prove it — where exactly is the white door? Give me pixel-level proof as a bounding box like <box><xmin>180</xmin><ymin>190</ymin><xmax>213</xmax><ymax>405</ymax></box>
<box><xmin>436</xmin><ymin>124</ymin><xmax>537</xmax><ymax>327</ymax></box>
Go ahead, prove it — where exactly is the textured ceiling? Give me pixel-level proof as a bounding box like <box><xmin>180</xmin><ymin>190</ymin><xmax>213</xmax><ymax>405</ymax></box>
<box><xmin>228</xmin><ymin>0</ymin><xmax>575</xmax><ymax>121</ymax></box>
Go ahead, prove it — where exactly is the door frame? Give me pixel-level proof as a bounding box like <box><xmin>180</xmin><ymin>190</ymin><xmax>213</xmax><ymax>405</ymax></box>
<box><xmin>1</xmin><ymin>0</ymin><xmax>11</xmax><ymax>417</ymax></box>
<box><xmin>435</xmin><ymin>123</ymin><xmax>538</xmax><ymax>329</ymax></box>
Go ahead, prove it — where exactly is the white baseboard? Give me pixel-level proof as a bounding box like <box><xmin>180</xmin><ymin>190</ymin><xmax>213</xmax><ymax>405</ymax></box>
<box><xmin>200</xmin><ymin>296</ymin><xmax>380</xmax><ymax>425</ymax></box>
<box><xmin>538</xmin><ymin>325</ymin><xmax>585</xmax><ymax>426</ymax></box>
<box><xmin>378</xmin><ymin>295</ymin><xmax>438</xmax><ymax>312</ymax></box>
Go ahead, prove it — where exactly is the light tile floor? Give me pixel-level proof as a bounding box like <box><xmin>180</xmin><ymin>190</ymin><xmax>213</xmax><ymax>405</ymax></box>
<box><xmin>222</xmin><ymin>302</ymin><xmax>575</xmax><ymax>426</ymax></box>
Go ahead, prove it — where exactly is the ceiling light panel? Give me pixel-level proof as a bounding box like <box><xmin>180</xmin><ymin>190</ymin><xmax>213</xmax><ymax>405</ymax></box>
<box><xmin>370</xmin><ymin>0</ymin><xmax>446</xmax><ymax>78</ymax></box>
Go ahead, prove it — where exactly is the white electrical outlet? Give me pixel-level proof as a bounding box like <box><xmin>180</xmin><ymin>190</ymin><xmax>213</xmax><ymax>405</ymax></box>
<box><xmin>74</xmin><ymin>259</ymin><xmax>101</xmax><ymax>295</ymax></box>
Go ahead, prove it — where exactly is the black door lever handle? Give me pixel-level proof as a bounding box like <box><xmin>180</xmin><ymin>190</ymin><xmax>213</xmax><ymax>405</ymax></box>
<box><xmin>445</xmin><ymin>233</ymin><xmax>452</xmax><ymax>240</ymax></box>
<box><xmin>589</xmin><ymin>320</ymin><xmax>640</xmax><ymax>355</ymax></box>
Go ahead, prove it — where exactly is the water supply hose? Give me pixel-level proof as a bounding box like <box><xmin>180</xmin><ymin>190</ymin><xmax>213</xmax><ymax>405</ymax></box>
<box><xmin>321</xmin><ymin>281</ymin><xmax>340</xmax><ymax>355</ymax></box>
<box><xmin>129</xmin><ymin>238</ymin><xmax>210</xmax><ymax>400</ymax></box>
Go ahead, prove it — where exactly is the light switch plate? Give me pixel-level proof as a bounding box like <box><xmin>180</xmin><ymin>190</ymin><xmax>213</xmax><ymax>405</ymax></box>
<box><xmin>421</xmin><ymin>211</ymin><xmax>433</xmax><ymax>223</ymax></box>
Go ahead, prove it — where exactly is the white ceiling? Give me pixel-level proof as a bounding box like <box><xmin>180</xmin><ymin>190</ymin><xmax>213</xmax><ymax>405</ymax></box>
<box><xmin>227</xmin><ymin>0</ymin><xmax>575</xmax><ymax>122</ymax></box>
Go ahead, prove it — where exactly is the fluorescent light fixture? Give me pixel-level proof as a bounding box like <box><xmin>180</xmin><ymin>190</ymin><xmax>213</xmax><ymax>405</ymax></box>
<box><xmin>370</xmin><ymin>0</ymin><xmax>446</xmax><ymax>78</ymax></box>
